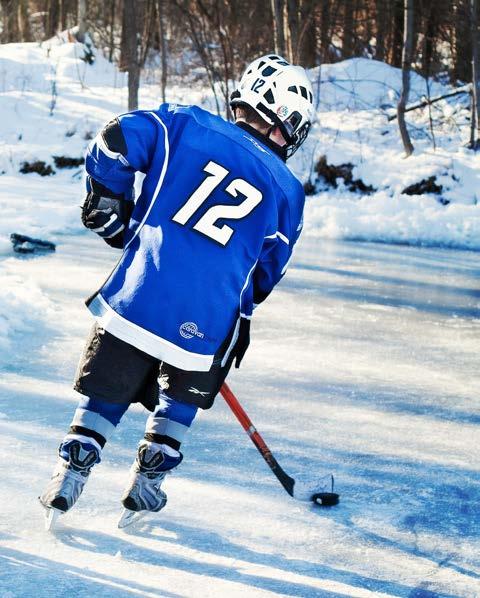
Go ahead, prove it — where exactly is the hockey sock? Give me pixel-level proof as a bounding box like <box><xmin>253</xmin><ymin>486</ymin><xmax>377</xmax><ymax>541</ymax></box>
<box><xmin>64</xmin><ymin>396</ymin><xmax>129</xmax><ymax>453</ymax></box>
<box><xmin>144</xmin><ymin>392</ymin><xmax>198</xmax><ymax>455</ymax></box>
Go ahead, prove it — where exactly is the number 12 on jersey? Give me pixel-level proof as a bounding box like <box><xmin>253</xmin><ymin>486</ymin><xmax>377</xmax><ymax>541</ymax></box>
<box><xmin>171</xmin><ymin>160</ymin><xmax>263</xmax><ymax>246</ymax></box>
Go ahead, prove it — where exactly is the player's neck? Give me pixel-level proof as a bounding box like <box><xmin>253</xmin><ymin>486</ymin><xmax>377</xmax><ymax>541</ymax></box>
<box><xmin>235</xmin><ymin>121</ymin><xmax>287</xmax><ymax>162</ymax></box>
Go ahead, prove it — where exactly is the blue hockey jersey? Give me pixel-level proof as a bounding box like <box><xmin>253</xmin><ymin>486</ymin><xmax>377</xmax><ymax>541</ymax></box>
<box><xmin>85</xmin><ymin>104</ymin><xmax>305</xmax><ymax>371</ymax></box>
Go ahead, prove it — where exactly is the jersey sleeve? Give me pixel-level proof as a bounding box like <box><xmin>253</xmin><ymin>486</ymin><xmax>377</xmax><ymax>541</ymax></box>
<box><xmin>252</xmin><ymin>190</ymin><xmax>304</xmax><ymax>308</ymax></box>
<box><xmin>85</xmin><ymin>109</ymin><xmax>168</xmax><ymax>197</ymax></box>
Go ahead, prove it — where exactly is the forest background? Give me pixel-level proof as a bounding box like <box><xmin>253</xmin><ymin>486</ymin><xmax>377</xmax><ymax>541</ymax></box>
<box><xmin>2</xmin><ymin>0</ymin><xmax>480</xmax><ymax>154</ymax></box>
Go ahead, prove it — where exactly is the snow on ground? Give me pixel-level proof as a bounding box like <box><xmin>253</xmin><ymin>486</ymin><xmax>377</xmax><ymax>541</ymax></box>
<box><xmin>293</xmin><ymin>59</ymin><xmax>480</xmax><ymax>250</ymax></box>
<box><xmin>0</xmin><ymin>39</ymin><xmax>479</xmax><ymax>597</ymax></box>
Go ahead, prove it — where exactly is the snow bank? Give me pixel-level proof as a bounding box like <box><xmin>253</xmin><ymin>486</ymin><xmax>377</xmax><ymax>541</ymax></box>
<box><xmin>289</xmin><ymin>58</ymin><xmax>480</xmax><ymax>249</ymax></box>
<box><xmin>304</xmin><ymin>191</ymin><xmax>480</xmax><ymax>250</ymax></box>
<box><xmin>312</xmin><ymin>57</ymin><xmax>446</xmax><ymax>111</ymax></box>
<box><xmin>0</xmin><ymin>265</ymin><xmax>54</xmax><ymax>354</ymax></box>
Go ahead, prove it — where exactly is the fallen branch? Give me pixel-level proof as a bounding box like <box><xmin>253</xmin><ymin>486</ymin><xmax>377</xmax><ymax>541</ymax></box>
<box><xmin>388</xmin><ymin>85</ymin><xmax>471</xmax><ymax>121</ymax></box>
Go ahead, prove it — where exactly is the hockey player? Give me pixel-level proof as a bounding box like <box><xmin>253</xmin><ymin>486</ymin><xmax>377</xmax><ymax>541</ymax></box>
<box><xmin>40</xmin><ymin>54</ymin><xmax>315</xmax><ymax>527</ymax></box>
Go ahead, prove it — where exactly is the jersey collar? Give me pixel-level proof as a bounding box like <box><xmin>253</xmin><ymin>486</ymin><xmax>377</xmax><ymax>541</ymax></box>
<box><xmin>235</xmin><ymin>121</ymin><xmax>287</xmax><ymax>162</ymax></box>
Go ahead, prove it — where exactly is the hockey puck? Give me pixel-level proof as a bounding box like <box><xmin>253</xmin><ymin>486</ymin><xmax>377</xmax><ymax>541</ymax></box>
<box><xmin>311</xmin><ymin>492</ymin><xmax>340</xmax><ymax>507</ymax></box>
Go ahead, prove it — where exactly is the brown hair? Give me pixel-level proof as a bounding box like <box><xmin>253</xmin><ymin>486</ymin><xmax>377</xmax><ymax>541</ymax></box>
<box><xmin>233</xmin><ymin>103</ymin><xmax>271</xmax><ymax>135</ymax></box>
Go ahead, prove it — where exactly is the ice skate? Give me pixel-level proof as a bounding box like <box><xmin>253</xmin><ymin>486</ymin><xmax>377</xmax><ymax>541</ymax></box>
<box><xmin>39</xmin><ymin>438</ymin><xmax>100</xmax><ymax>529</ymax></box>
<box><xmin>118</xmin><ymin>440</ymin><xmax>182</xmax><ymax>528</ymax></box>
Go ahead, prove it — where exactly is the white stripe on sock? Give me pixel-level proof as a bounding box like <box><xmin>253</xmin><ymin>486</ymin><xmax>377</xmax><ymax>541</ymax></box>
<box><xmin>145</xmin><ymin>416</ymin><xmax>190</xmax><ymax>444</ymax></box>
<box><xmin>71</xmin><ymin>408</ymin><xmax>116</xmax><ymax>441</ymax></box>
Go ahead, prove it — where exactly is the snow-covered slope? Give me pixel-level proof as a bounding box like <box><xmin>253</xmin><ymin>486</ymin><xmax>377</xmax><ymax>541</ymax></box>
<box><xmin>296</xmin><ymin>58</ymin><xmax>480</xmax><ymax>250</ymax></box>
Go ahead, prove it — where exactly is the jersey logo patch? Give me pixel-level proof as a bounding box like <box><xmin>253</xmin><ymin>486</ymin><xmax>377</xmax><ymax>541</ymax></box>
<box><xmin>179</xmin><ymin>322</ymin><xmax>205</xmax><ymax>340</ymax></box>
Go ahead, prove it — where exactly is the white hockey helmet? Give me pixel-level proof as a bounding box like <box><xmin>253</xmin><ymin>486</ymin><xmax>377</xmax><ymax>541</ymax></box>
<box><xmin>230</xmin><ymin>54</ymin><xmax>315</xmax><ymax>158</ymax></box>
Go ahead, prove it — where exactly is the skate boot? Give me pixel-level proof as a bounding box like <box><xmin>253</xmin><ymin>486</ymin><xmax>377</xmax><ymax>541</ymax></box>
<box><xmin>118</xmin><ymin>440</ymin><xmax>182</xmax><ymax>528</ymax></box>
<box><xmin>39</xmin><ymin>438</ymin><xmax>100</xmax><ymax>529</ymax></box>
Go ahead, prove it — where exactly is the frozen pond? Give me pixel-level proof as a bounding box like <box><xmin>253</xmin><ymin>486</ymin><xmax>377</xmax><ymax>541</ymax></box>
<box><xmin>0</xmin><ymin>234</ymin><xmax>479</xmax><ymax>597</ymax></box>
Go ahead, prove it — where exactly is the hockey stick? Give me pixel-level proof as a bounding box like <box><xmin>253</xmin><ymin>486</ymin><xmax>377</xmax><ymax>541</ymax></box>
<box><xmin>220</xmin><ymin>382</ymin><xmax>339</xmax><ymax>506</ymax></box>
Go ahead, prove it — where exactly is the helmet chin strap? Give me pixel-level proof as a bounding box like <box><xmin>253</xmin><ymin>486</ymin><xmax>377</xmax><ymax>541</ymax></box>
<box><xmin>254</xmin><ymin>102</ymin><xmax>295</xmax><ymax>147</ymax></box>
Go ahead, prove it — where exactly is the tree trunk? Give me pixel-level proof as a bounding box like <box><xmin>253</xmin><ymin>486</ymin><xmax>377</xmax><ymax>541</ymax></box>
<box><xmin>343</xmin><ymin>0</ymin><xmax>354</xmax><ymax>58</ymax></box>
<box><xmin>46</xmin><ymin>0</ymin><xmax>60</xmax><ymax>38</ymax></box>
<box><xmin>375</xmin><ymin>0</ymin><xmax>386</xmax><ymax>61</ymax></box>
<box><xmin>77</xmin><ymin>0</ymin><xmax>87</xmax><ymax>42</ymax></box>
<box><xmin>18</xmin><ymin>0</ymin><xmax>32</xmax><ymax>41</ymax></box>
<box><xmin>453</xmin><ymin>1</ymin><xmax>471</xmax><ymax>82</ymax></box>
<box><xmin>108</xmin><ymin>0</ymin><xmax>115</xmax><ymax>62</ymax></box>
<box><xmin>271</xmin><ymin>0</ymin><xmax>286</xmax><ymax>56</ymax></box>
<box><xmin>470</xmin><ymin>0</ymin><xmax>480</xmax><ymax>148</ymax></box>
<box><xmin>391</xmin><ymin>0</ymin><xmax>404</xmax><ymax>67</ymax></box>
<box><xmin>286</xmin><ymin>0</ymin><xmax>300</xmax><ymax>62</ymax></box>
<box><xmin>122</xmin><ymin>0</ymin><xmax>140</xmax><ymax>110</ymax></box>
<box><xmin>0</xmin><ymin>0</ymin><xmax>20</xmax><ymax>42</ymax></box>
<box><xmin>299</xmin><ymin>0</ymin><xmax>317</xmax><ymax>67</ymax></box>
<box><xmin>319</xmin><ymin>0</ymin><xmax>330</xmax><ymax>62</ymax></box>
<box><xmin>156</xmin><ymin>0</ymin><xmax>168</xmax><ymax>103</ymax></box>
<box><xmin>397</xmin><ymin>0</ymin><xmax>414</xmax><ymax>156</ymax></box>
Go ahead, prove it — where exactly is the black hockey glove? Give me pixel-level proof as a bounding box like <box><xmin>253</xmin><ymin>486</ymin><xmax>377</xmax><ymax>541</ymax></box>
<box><xmin>231</xmin><ymin>316</ymin><xmax>250</xmax><ymax>369</ymax></box>
<box><xmin>81</xmin><ymin>177</ymin><xmax>133</xmax><ymax>249</ymax></box>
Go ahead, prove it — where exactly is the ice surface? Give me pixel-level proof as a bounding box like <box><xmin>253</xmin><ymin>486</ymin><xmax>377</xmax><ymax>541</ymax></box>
<box><xmin>0</xmin><ymin>233</ymin><xmax>479</xmax><ymax>597</ymax></box>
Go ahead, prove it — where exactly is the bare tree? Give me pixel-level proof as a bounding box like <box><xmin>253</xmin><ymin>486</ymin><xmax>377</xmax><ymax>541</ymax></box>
<box><xmin>285</xmin><ymin>0</ymin><xmax>299</xmax><ymax>62</ymax></box>
<box><xmin>18</xmin><ymin>0</ymin><xmax>31</xmax><ymax>41</ymax></box>
<box><xmin>108</xmin><ymin>0</ymin><xmax>116</xmax><ymax>62</ymax></box>
<box><xmin>470</xmin><ymin>0</ymin><xmax>480</xmax><ymax>148</ymax></box>
<box><xmin>77</xmin><ymin>0</ymin><xmax>87</xmax><ymax>42</ymax></box>
<box><xmin>156</xmin><ymin>0</ymin><xmax>168</xmax><ymax>103</ymax></box>
<box><xmin>397</xmin><ymin>0</ymin><xmax>414</xmax><ymax>156</ymax></box>
<box><xmin>453</xmin><ymin>0</ymin><xmax>471</xmax><ymax>83</ymax></box>
<box><xmin>374</xmin><ymin>0</ymin><xmax>387</xmax><ymax>60</ymax></box>
<box><xmin>1</xmin><ymin>0</ymin><xmax>20</xmax><ymax>42</ymax></box>
<box><xmin>391</xmin><ymin>0</ymin><xmax>404</xmax><ymax>67</ymax></box>
<box><xmin>45</xmin><ymin>0</ymin><xmax>60</xmax><ymax>38</ymax></box>
<box><xmin>319</xmin><ymin>0</ymin><xmax>331</xmax><ymax>62</ymax></box>
<box><xmin>271</xmin><ymin>0</ymin><xmax>286</xmax><ymax>56</ymax></box>
<box><xmin>343</xmin><ymin>0</ymin><xmax>355</xmax><ymax>58</ymax></box>
<box><xmin>122</xmin><ymin>0</ymin><xmax>140</xmax><ymax>110</ymax></box>
<box><xmin>173</xmin><ymin>0</ymin><xmax>235</xmax><ymax>119</ymax></box>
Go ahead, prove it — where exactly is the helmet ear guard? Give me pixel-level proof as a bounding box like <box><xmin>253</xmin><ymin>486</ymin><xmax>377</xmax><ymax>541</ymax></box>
<box><xmin>254</xmin><ymin>103</ymin><xmax>311</xmax><ymax>158</ymax></box>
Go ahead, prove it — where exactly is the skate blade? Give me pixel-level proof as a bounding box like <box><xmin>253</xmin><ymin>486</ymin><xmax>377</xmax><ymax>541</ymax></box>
<box><xmin>44</xmin><ymin>507</ymin><xmax>62</xmax><ymax>531</ymax></box>
<box><xmin>118</xmin><ymin>508</ymin><xmax>149</xmax><ymax>529</ymax></box>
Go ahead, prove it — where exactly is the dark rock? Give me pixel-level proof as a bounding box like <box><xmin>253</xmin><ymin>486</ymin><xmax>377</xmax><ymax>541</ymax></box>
<box><xmin>10</xmin><ymin>233</ymin><xmax>56</xmax><ymax>254</ymax></box>
<box><xmin>314</xmin><ymin>155</ymin><xmax>375</xmax><ymax>194</ymax></box>
<box><xmin>53</xmin><ymin>155</ymin><xmax>85</xmax><ymax>168</ymax></box>
<box><xmin>19</xmin><ymin>161</ymin><xmax>55</xmax><ymax>176</ymax></box>
<box><xmin>402</xmin><ymin>176</ymin><xmax>443</xmax><ymax>196</ymax></box>
<box><xmin>303</xmin><ymin>180</ymin><xmax>316</xmax><ymax>196</ymax></box>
